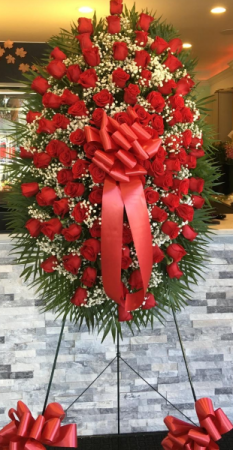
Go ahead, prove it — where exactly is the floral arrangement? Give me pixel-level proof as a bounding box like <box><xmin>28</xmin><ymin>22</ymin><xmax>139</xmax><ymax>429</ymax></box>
<box><xmin>6</xmin><ymin>1</ymin><xmax>216</xmax><ymax>338</ymax></box>
<box><xmin>213</xmin><ymin>140</ymin><xmax>233</xmax><ymax>166</ymax></box>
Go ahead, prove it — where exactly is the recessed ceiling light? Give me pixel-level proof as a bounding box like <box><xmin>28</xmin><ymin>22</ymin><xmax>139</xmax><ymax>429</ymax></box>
<box><xmin>211</xmin><ymin>6</ymin><xmax>226</xmax><ymax>13</ymax></box>
<box><xmin>183</xmin><ymin>43</ymin><xmax>192</xmax><ymax>49</ymax></box>
<box><xmin>78</xmin><ymin>6</ymin><xmax>93</xmax><ymax>13</ymax></box>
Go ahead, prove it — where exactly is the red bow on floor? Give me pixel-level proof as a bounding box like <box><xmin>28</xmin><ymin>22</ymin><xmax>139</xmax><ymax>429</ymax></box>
<box><xmin>0</xmin><ymin>401</ymin><xmax>77</xmax><ymax>450</ymax></box>
<box><xmin>162</xmin><ymin>397</ymin><xmax>233</xmax><ymax>450</ymax></box>
<box><xmin>84</xmin><ymin>107</ymin><xmax>161</xmax><ymax>311</ymax></box>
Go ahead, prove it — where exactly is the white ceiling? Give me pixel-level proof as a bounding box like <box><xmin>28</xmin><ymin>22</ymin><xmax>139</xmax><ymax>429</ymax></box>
<box><xmin>1</xmin><ymin>0</ymin><xmax>233</xmax><ymax>79</ymax></box>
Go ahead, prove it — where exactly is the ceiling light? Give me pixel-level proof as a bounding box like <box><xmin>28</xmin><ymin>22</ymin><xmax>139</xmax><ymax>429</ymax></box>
<box><xmin>211</xmin><ymin>6</ymin><xmax>226</xmax><ymax>13</ymax></box>
<box><xmin>78</xmin><ymin>6</ymin><xmax>93</xmax><ymax>13</ymax></box>
<box><xmin>183</xmin><ymin>43</ymin><xmax>192</xmax><ymax>49</ymax></box>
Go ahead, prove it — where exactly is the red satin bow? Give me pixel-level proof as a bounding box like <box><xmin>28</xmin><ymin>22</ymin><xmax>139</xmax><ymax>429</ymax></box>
<box><xmin>162</xmin><ymin>397</ymin><xmax>233</xmax><ymax>450</ymax></box>
<box><xmin>0</xmin><ymin>401</ymin><xmax>77</xmax><ymax>450</ymax></box>
<box><xmin>84</xmin><ymin>108</ymin><xmax>161</xmax><ymax>311</ymax></box>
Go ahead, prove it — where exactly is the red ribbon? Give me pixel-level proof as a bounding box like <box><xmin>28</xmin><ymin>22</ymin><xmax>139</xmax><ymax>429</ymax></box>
<box><xmin>0</xmin><ymin>401</ymin><xmax>77</xmax><ymax>450</ymax></box>
<box><xmin>162</xmin><ymin>398</ymin><xmax>233</xmax><ymax>450</ymax></box>
<box><xmin>84</xmin><ymin>108</ymin><xmax>161</xmax><ymax>311</ymax></box>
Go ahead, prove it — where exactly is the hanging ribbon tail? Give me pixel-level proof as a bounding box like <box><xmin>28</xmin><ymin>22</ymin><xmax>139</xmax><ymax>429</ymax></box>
<box><xmin>120</xmin><ymin>177</ymin><xmax>153</xmax><ymax>311</ymax></box>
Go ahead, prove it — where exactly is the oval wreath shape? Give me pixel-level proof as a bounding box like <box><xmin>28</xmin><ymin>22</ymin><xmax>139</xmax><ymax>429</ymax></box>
<box><xmin>6</xmin><ymin>1</ymin><xmax>215</xmax><ymax>339</ymax></box>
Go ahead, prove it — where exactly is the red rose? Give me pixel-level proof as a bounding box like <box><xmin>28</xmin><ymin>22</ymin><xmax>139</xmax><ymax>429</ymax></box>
<box><xmin>189</xmin><ymin>177</ymin><xmax>204</xmax><ymax>193</ymax></box>
<box><xmin>45</xmin><ymin>140</ymin><xmax>67</xmax><ymax>157</ymax></box>
<box><xmin>51</xmin><ymin>114</ymin><xmax>70</xmax><ymax>130</ymax></box>
<box><xmin>114</xmin><ymin>112</ymin><xmax>133</xmax><ymax>125</ymax></box>
<box><xmin>181</xmin><ymin>107</ymin><xmax>193</xmax><ymax>123</ymax></box>
<box><xmin>169</xmin><ymin>94</ymin><xmax>185</xmax><ymax>110</ymax></box>
<box><xmin>144</xmin><ymin>127</ymin><xmax>158</xmax><ymax>139</ymax></box>
<box><xmin>25</xmin><ymin>218</ymin><xmax>42</xmax><ymax>237</ymax></box>
<box><xmin>139</xmin><ymin>69</ymin><xmax>152</xmax><ymax>86</ymax></box>
<box><xmin>150</xmin><ymin>114</ymin><xmax>164</xmax><ymax>135</ymax></box>
<box><xmin>41</xmin><ymin>256</ymin><xmax>58</xmax><ymax>273</ymax></box>
<box><xmin>121</xmin><ymin>246</ymin><xmax>132</xmax><ymax>269</ymax></box>
<box><xmin>37</xmin><ymin>119</ymin><xmax>56</xmax><ymax>134</ymax></box>
<box><xmin>53</xmin><ymin>198</ymin><xmax>69</xmax><ymax>218</ymax></box>
<box><xmin>124</xmin><ymin>84</ymin><xmax>140</xmax><ymax>105</ymax></box>
<box><xmin>57</xmin><ymin>169</ymin><xmax>73</xmax><ymax>185</ymax></box>
<box><xmin>107</xmin><ymin>16</ymin><xmax>121</xmax><ymax>34</ymax></box>
<box><xmin>33</xmin><ymin>152</ymin><xmax>51</xmax><ymax>168</ymax></box>
<box><xmin>164</xmin><ymin>53</ymin><xmax>183</xmax><ymax>72</ymax></box>
<box><xmin>152</xmin><ymin>158</ymin><xmax>165</xmax><ymax>176</ymax></box>
<box><xmin>36</xmin><ymin>187</ymin><xmax>57</xmax><ymax>206</ymax></box>
<box><xmin>68</xmin><ymin>101</ymin><xmax>88</xmax><ymax>117</ymax></box>
<box><xmin>135</xmin><ymin>50</ymin><xmax>150</xmax><ymax>68</ymax></box>
<box><xmin>167</xmin><ymin>243</ymin><xmax>186</xmax><ymax>262</ymax></box>
<box><xmin>83</xmin><ymin>142</ymin><xmax>100</xmax><ymax>160</ymax></box>
<box><xmin>133</xmin><ymin>105</ymin><xmax>150</xmax><ymax>125</ymax></box>
<box><xmin>165</xmin><ymin>135</ymin><xmax>181</xmax><ymax>150</ymax></box>
<box><xmin>59</xmin><ymin>149</ymin><xmax>76</xmax><ymax>167</ymax></box>
<box><xmin>61</xmin><ymin>89</ymin><xmax>79</xmax><ymax>106</ymax></box>
<box><xmin>90</xmin><ymin>108</ymin><xmax>104</xmax><ymax>127</ymax></box>
<box><xmin>182</xmin><ymin>130</ymin><xmax>192</xmax><ymax>148</ymax></box>
<box><xmin>129</xmin><ymin>269</ymin><xmax>143</xmax><ymax>290</ymax></box>
<box><xmin>78</xmin><ymin>17</ymin><xmax>93</xmax><ymax>34</ymax></box>
<box><xmin>161</xmin><ymin>221</ymin><xmax>179</xmax><ymax>239</ymax></box>
<box><xmin>81</xmin><ymin>238</ymin><xmax>100</xmax><ymax>262</ymax></box>
<box><xmin>89</xmin><ymin>163</ymin><xmax>106</xmax><ymax>183</ymax></box>
<box><xmin>135</xmin><ymin>31</ymin><xmax>148</xmax><ymax>47</ymax></box>
<box><xmin>112</xmin><ymin>68</ymin><xmax>130</xmax><ymax>88</ymax></box>
<box><xmin>64</xmin><ymin>182</ymin><xmax>85</xmax><ymax>198</ymax></box>
<box><xmin>153</xmin><ymin>245</ymin><xmax>165</xmax><ymax>263</ymax></box>
<box><xmin>90</xmin><ymin>220</ymin><xmax>101</xmax><ymax>238</ymax></box>
<box><xmin>172</xmin><ymin>178</ymin><xmax>189</xmax><ymax>195</ymax></box>
<box><xmin>51</xmin><ymin>46</ymin><xmax>66</xmax><ymax>60</ymax></box>
<box><xmin>123</xmin><ymin>224</ymin><xmax>133</xmax><ymax>244</ymax></box>
<box><xmin>113</xmin><ymin>42</ymin><xmax>128</xmax><ymax>60</ymax></box>
<box><xmin>168</xmin><ymin>109</ymin><xmax>182</xmax><ymax>126</ymax></box>
<box><xmin>21</xmin><ymin>182</ymin><xmax>39</xmax><ymax>197</ymax></box>
<box><xmin>63</xmin><ymin>254</ymin><xmax>82</xmax><ymax>274</ymax></box>
<box><xmin>151</xmin><ymin>36</ymin><xmax>168</xmax><ymax>54</ymax></box>
<box><xmin>81</xmin><ymin>267</ymin><xmax>97</xmax><ymax>287</ymax></box>
<box><xmin>169</xmin><ymin>38</ymin><xmax>183</xmax><ymax>54</ymax></box>
<box><xmin>142</xmin><ymin>293</ymin><xmax>157</xmax><ymax>310</ymax></box>
<box><xmin>26</xmin><ymin>111</ymin><xmax>41</xmax><ymax>123</ymax></box>
<box><xmin>82</xmin><ymin>47</ymin><xmax>100</xmax><ymax>67</ymax></box>
<box><xmin>62</xmin><ymin>223</ymin><xmax>82</xmax><ymax>241</ymax></box>
<box><xmin>182</xmin><ymin>225</ymin><xmax>198</xmax><ymax>241</ymax></box>
<box><xmin>176</xmin><ymin>75</ymin><xmax>195</xmax><ymax>95</ymax></box>
<box><xmin>41</xmin><ymin>218</ymin><xmax>63</xmax><ymax>240</ymax></box>
<box><xmin>72</xmin><ymin>159</ymin><xmax>89</xmax><ymax>179</ymax></box>
<box><xmin>186</xmin><ymin>155</ymin><xmax>196</xmax><ymax>169</ymax></box>
<box><xmin>136</xmin><ymin>13</ymin><xmax>154</xmax><ymax>31</ymax></box>
<box><xmin>157</xmin><ymin>146</ymin><xmax>167</xmax><ymax>161</ymax></box>
<box><xmin>192</xmin><ymin>195</ymin><xmax>205</xmax><ymax>209</ymax></box>
<box><xmin>71</xmin><ymin>287</ymin><xmax>87</xmax><ymax>306</ymax></box>
<box><xmin>144</xmin><ymin>187</ymin><xmax>159</xmax><ymax>204</ymax></box>
<box><xmin>69</xmin><ymin>129</ymin><xmax>86</xmax><ymax>146</ymax></box>
<box><xmin>151</xmin><ymin>205</ymin><xmax>167</xmax><ymax>222</ymax></box>
<box><xmin>176</xmin><ymin>204</ymin><xmax>194</xmax><ymax>222</ymax></box>
<box><xmin>158</xmin><ymin>79</ymin><xmax>176</xmax><ymax>95</ymax></box>
<box><xmin>110</xmin><ymin>0</ymin><xmax>123</xmax><ymax>15</ymax></box>
<box><xmin>189</xmin><ymin>149</ymin><xmax>205</xmax><ymax>158</ymax></box>
<box><xmin>66</xmin><ymin>64</ymin><xmax>82</xmax><ymax>82</ymax></box>
<box><xmin>178</xmin><ymin>149</ymin><xmax>188</xmax><ymax>164</ymax></box>
<box><xmin>146</xmin><ymin>91</ymin><xmax>165</xmax><ymax>112</ymax></box>
<box><xmin>93</xmin><ymin>89</ymin><xmax>113</xmax><ymax>107</ymax></box>
<box><xmin>20</xmin><ymin>146</ymin><xmax>34</xmax><ymax>158</ymax></box>
<box><xmin>165</xmin><ymin>159</ymin><xmax>181</xmax><ymax>172</ymax></box>
<box><xmin>31</xmin><ymin>76</ymin><xmax>50</xmax><ymax>95</ymax></box>
<box><xmin>79</xmin><ymin>69</ymin><xmax>98</xmax><ymax>88</ymax></box>
<box><xmin>76</xmin><ymin>33</ymin><xmax>93</xmax><ymax>50</ymax></box>
<box><xmin>162</xmin><ymin>193</ymin><xmax>180</xmax><ymax>212</ymax></box>
<box><xmin>47</xmin><ymin>60</ymin><xmax>66</xmax><ymax>79</ymax></box>
<box><xmin>118</xmin><ymin>305</ymin><xmax>133</xmax><ymax>322</ymax></box>
<box><xmin>89</xmin><ymin>186</ymin><xmax>103</xmax><ymax>204</ymax></box>
<box><xmin>154</xmin><ymin>171</ymin><xmax>173</xmax><ymax>190</ymax></box>
<box><xmin>72</xmin><ymin>202</ymin><xmax>88</xmax><ymax>223</ymax></box>
<box><xmin>167</xmin><ymin>262</ymin><xmax>183</xmax><ymax>279</ymax></box>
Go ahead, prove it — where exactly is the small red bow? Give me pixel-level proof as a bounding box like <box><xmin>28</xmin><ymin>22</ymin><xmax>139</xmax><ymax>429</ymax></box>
<box><xmin>162</xmin><ymin>398</ymin><xmax>233</xmax><ymax>450</ymax></box>
<box><xmin>0</xmin><ymin>401</ymin><xmax>77</xmax><ymax>450</ymax></box>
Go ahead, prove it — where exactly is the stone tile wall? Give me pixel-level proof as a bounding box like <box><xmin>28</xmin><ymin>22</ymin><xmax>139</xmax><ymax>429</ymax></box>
<box><xmin>0</xmin><ymin>232</ymin><xmax>233</xmax><ymax>435</ymax></box>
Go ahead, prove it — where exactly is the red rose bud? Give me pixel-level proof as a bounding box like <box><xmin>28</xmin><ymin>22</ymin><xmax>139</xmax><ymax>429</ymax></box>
<box><xmin>192</xmin><ymin>195</ymin><xmax>205</xmax><ymax>209</ymax></box>
<box><xmin>66</xmin><ymin>64</ymin><xmax>82</xmax><ymax>83</ymax></box>
<box><xmin>142</xmin><ymin>293</ymin><xmax>157</xmax><ymax>310</ymax></box>
<box><xmin>52</xmin><ymin>114</ymin><xmax>70</xmax><ymax>130</ymax></box>
<box><xmin>189</xmin><ymin>177</ymin><xmax>205</xmax><ymax>193</ymax></box>
<box><xmin>79</xmin><ymin>68</ymin><xmax>98</xmax><ymax>88</ymax></box>
<box><xmin>82</xmin><ymin>47</ymin><xmax>100</xmax><ymax>67</ymax></box>
<box><xmin>168</xmin><ymin>109</ymin><xmax>182</xmax><ymax>126</ymax></box>
<box><xmin>37</xmin><ymin>118</ymin><xmax>56</xmax><ymax>134</ymax></box>
<box><xmin>45</xmin><ymin>139</ymin><xmax>67</xmax><ymax>157</ymax></box>
<box><xmin>129</xmin><ymin>269</ymin><xmax>143</xmax><ymax>290</ymax></box>
<box><xmin>176</xmin><ymin>204</ymin><xmax>194</xmax><ymax>222</ymax></box>
<box><xmin>150</xmin><ymin>114</ymin><xmax>164</xmax><ymax>134</ymax></box>
<box><xmin>178</xmin><ymin>149</ymin><xmax>188</xmax><ymax>164</ymax></box>
<box><xmin>107</xmin><ymin>16</ymin><xmax>121</xmax><ymax>34</ymax></box>
<box><xmin>68</xmin><ymin>100</ymin><xmax>88</xmax><ymax>117</ymax></box>
<box><xmin>61</xmin><ymin>89</ymin><xmax>80</xmax><ymax>105</ymax></box>
<box><xmin>164</xmin><ymin>53</ymin><xmax>183</xmax><ymax>72</ymax></box>
<box><xmin>77</xmin><ymin>17</ymin><xmax>93</xmax><ymax>34</ymax></box>
<box><xmin>47</xmin><ymin>60</ymin><xmax>66</xmax><ymax>79</ymax></box>
<box><xmin>121</xmin><ymin>246</ymin><xmax>132</xmax><ymax>270</ymax></box>
<box><xmin>136</xmin><ymin>13</ymin><xmax>154</xmax><ymax>31</ymax></box>
<box><xmin>63</xmin><ymin>254</ymin><xmax>82</xmax><ymax>274</ymax></box>
<box><xmin>162</xmin><ymin>193</ymin><xmax>180</xmax><ymax>212</ymax></box>
<box><xmin>50</xmin><ymin>46</ymin><xmax>67</xmax><ymax>60</ymax></box>
<box><xmin>42</xmin><ymin>92</ymin><xmax>62</xmax><ymax>109</ymax></box>
<box><xmin>41</xmin><ymin>256</ymin><xmax>58</xmax><ymax>273</ymax></box>
<box><xmin>20</xmin><ymin>146</ymin><xmax>33</xmax><ymax>158</ymax></box>
<box><xmin>93</xmin><ymin>89</ymin><xmax>113</xmax><ymax>107</ymax></box>
<box><xmin>62</xmin><ymin>223</ymin><xmax>82</xmax><ymax>241</ymax></box>
<box><xmin>165</xmin><ymin>158</ymin><xmax>181</xmax><ymax>172</ymax></box>
<box><xmin>25</xmin><ymin>218</ymin><xmax>42</xmax><ymax>237</ymax></box>
<box><xmin>113</xmin><ymin>42</ymin><xmax>128</xmax><ymax>60</ymax></box>
<box><xmin>53</xmin><ymin>198</ymin><xmax>69</xmax><ymax>218</ymax></box>
<box><xmin>134</xmin><ymin>31</ymin><xmax>148</xmax><ymax>47</ymax></box>
<box><xmin>31</xmin><ymin>76</ymin><xmax>50</xmax><ymax>95</ymax></box>
<box><xmin>151</xmin><ymin>205</ymin><xmax>168</xmax><ymax>222</ymax></box>
<box><xmin>169</xmin><ymin>94</ymin><xmax>185</xmax><ymax>110</ymax></box>
<box><xmin>36</xmin><ymin>187</ymin><xmax>57</xmax><ymax>206</ymax></box>
<box><xmin>135</xmin><ymin>50</ymin><xmax>150</xmax><ymax>68</ymax></box>
<box><xmin>112</xmin><ymin>68</ymin><xmax>130</xmax><ymax>88</ymax></box>
<box><xmin>153</xmin><ymin>245</ymin><xmax>165</xmax><ymax>263</ymax></box>
<box><xmin>26</xmin><ymin>111</ymin><xmax>41</xmax><ymax>123</ymax></box>
<box><xmin>89</xmin><ymin>163</ymin><xmax>106</xmax><ymax>183</ymax></box>
<box><xmin>57</xmin><ymin>168</ymin><xmax>73</xmax><ymax>185</ymax></box>
<box><xmin>80</xmin><ymin>238</ymin><xmax>100</xmax><ymax>262</ymax></box>
<box><xmin>41</xmin><ymin>218</ymin><xmax>63</xmax><ymax>240</ymax></box>
<box><xmin>81</xmin><ymin>267</ymin><xmax>97</xmax><ymax>287</ymax></box>
<box><xmin>172</xmin><ymin>178</ymin><xmax>189</xmax><ymax>195</ymax></box>
<box><xmin>134</xmin><ymin>105</ymin><xmax>150</xmax><ymax>125</ymax></box>
<box><xmin>21</xmin><ymin>182</ymin><xmax>39</xmax><ymax>197</ymax></box>
<box><xmin>189</xmin><ymin>148</ymin><xmax>205</xmax><ymax>158</ymax></box>
<box><xmin>146</xmin><ymin>91</ymin><xmax>165</xmax><ymax>112</ymax></box>
<box><xmin>123</xmin><ymin>225</ymin><xmax>133</xmax><ymax>244</ymax></box>
<box><xmin>76</xmin><ymin>33</ymin><xmax>93</xmax><ymax>50</ymax></box>
<box><xmin>182</xmin><ymin>224</ymin><xmax>198</xmax><ymax>241</ymax></box>
<box><xmin>167</xmin><ymin>262</ymin><xmax>183</xmax><ymax>279</ymax></box>
<box><xmin>90</xmin><ymin>108</ymin><xmax>105</xmax><ymax>127</ymax></box>
<box><xmin>176</xmin><ymin>75</ymin><xmax>195</xmax><ymax>95</ymax></box>
<box><xmin>71</xmin><ymin>202</ymin><xmax>88</xmax><ymax>223</ymax></box>
<box><xmin>151</xmin><ymin>36</ymin><xmax>168</xmax><ymax>54</ymax></box>
<box><xmin>110</xmin><ymin>0</ymin><xmax>123</xmax><ymax>15</ymax></box>
<box><xmin>139</xmin><ymin>69</ymin><xmax>152</xmax><ymax>86</ymax></box>
<box><xmin>167</xmin><ymin>243</ymin><xmax>187</xmax><ymax>262</ymax></box>
<box><xmin>169</xmin><ymin>38</ymin><xmax>183</xmax><ymax>54</ymax></box>
<box><xmin>33</xmin><ymin>152</ymin><xmax>51</xmax><ymax>168</ymax></box>
<box><xmin>90</xmin><ymin>220</ymin><xmax>101</xmax><ymax>238</ymax></box>
<box><xmin>144</xmin><ymin>187</ymin><xmax>159</xmax><ymax>204</ymax></box>
<box><xmin>124</xmin><ymin>84</ymin><xmax>140</xmax><ymax>105</ymax></box>
<box><xmin>181</xmin><ymin>106</ymin><xmax>193</xmax><ymax>123</ymax></box>
<box><xmin>161</xmin><ymin>221</ymin><xmax>179</xmax><ymax>239</ymax></box>
<box><xmin>182</xmin><ymin>129</ymin><xmax>192</xmax><ymax>148</ymax></box>
<box><xmin>158</xmin><ymin>79</ymin><xmax>176</xmax><ymax>95</ymax></box>
<box><xmin>118</xmin><ymin>305</ymin><xmax>133</xmax><ymax>322</ymax></box>
<box><xmin>89</xmin><ymin>186</ymin><xmax>103</xmax><ymax>204</ymax></box>
<box><xmin>186</xmin><ymin>155</ymin><xmax>197</xmax><ymax>169</ymax></box>
<box><xmin>71</xmin><ymin>287</ymin><xmax>87</xmax><ymax>306</ymax></box>
<box><xmin>70</xmin><ymin>129</ymin><xmax>86</xmax><ymax>146</ymax></box>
